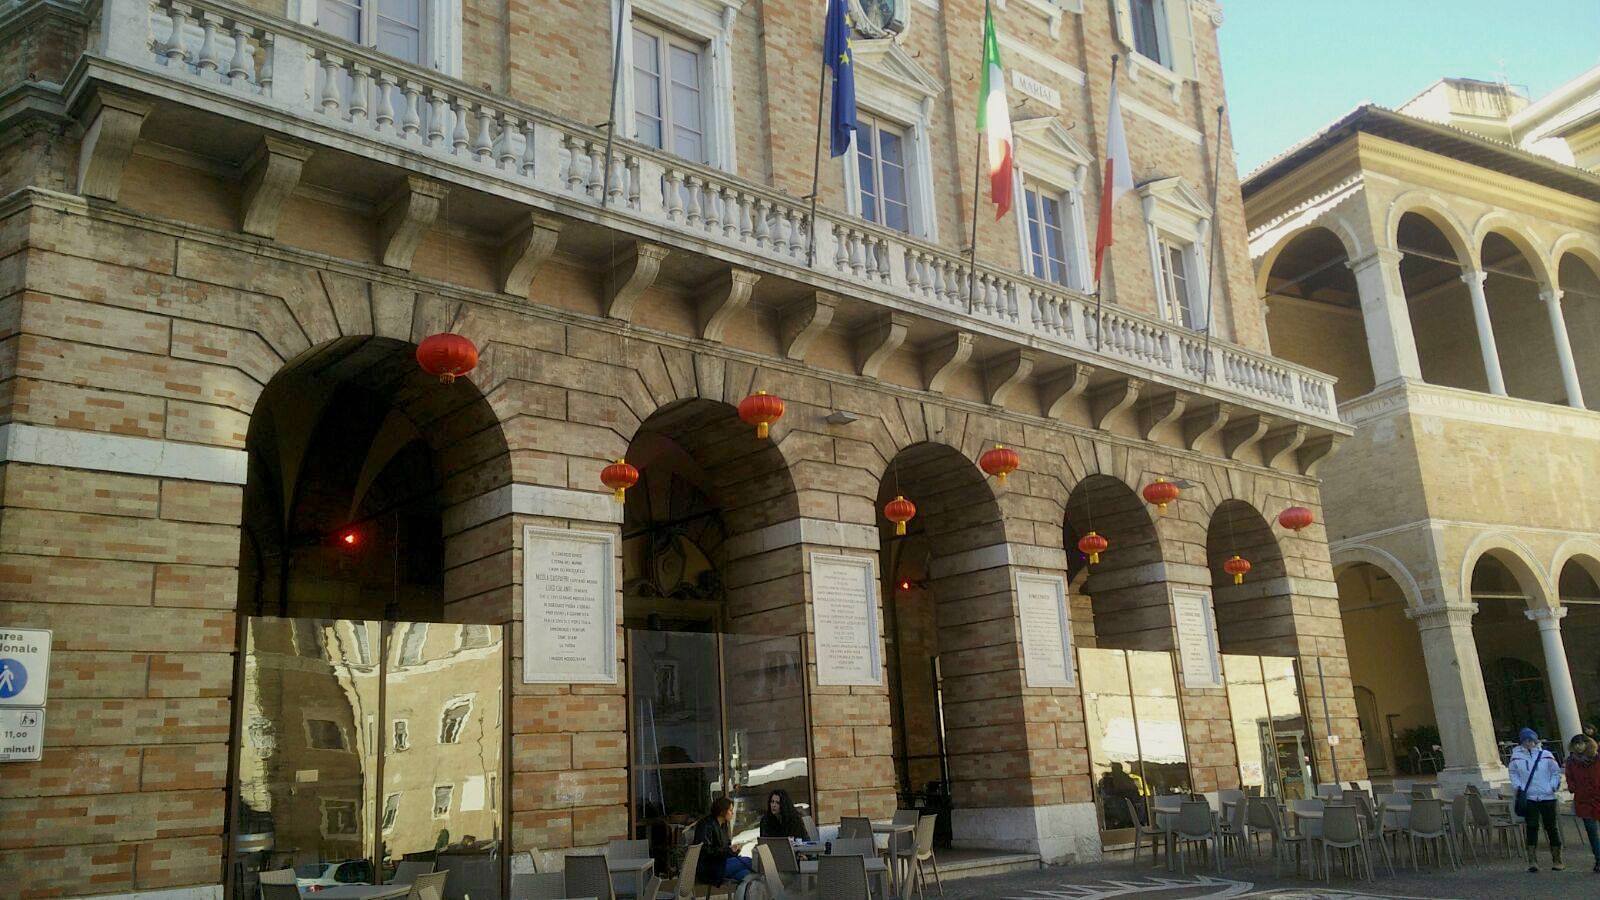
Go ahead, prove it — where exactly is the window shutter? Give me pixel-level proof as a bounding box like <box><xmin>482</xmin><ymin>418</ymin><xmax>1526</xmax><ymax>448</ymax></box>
<box><xmin>1111</xmin><ymin>0</ymin><xmax>1135</xmax><ymax>50</ymax></box>
<box><xmin>1166</xmin><ymin>0</ymin><xmax>1198</xmax><ymax>79</ymax></box>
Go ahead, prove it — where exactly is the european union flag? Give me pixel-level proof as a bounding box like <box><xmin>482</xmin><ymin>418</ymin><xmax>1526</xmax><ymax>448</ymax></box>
<box><xmin>824</xmin><ymin>0</ymin><xmax>858</xmax><ymax>157</ymax></box>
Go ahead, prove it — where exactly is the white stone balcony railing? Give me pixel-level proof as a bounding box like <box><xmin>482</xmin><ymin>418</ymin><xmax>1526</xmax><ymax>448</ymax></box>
<box><xmin>85</xmin><ymin>0</ymin><xmax>1338</xmax><ymax>426</ymax></box>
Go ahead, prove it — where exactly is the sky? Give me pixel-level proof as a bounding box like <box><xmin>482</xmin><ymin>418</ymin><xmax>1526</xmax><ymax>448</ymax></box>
<box><xmin>1218</xmin><ymin>0</ymin><xmax>1600</xmax><ymax>174</ymax></box>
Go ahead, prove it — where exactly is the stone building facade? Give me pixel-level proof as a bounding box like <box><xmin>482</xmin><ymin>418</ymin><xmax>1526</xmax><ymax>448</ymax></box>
<box><xmin>0</xmin><ymin>0</ymin><xmax>1352</xmax><ymax>896</ymax></box>
<box><xmin>1247</xmin><ymin>68</ymin><xmax>1600</xmax><ymax>786</ymax></box>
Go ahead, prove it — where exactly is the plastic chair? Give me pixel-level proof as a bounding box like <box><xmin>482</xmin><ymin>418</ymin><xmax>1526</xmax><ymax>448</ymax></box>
<box><xmin>816</xmin><ymin>854</ymin><xmax>871</xmax><ymax>900</ymax></box>
<box><xmin>1467</xmin><ymin>792</ymin><xmax>1517</xmax><ymax>858</ymax></box>
<box><xmin>838</xmin><ymin>817</ymin><xmax>872</xmax><ymax>840</ymax></box>
<box><xmin>1320</xmin><ymin>804</ymin><xmax>1373</xmax><ymax>882</ymax></box>
<box><xmin>1405</xmin><ymin>798</ymin><xmax>1456</xmax><ymax>870</ymax></box>
<box><xmin>260</xmin><ymin>886</ymin><xmax>299</xmax><ymax>900</ymax></box>
<box><xmin>751</xmin><ymin>845</ymin><xmax>789</xmax><ymax>900</ymax></box>
<box><xmin>801</xmin><ymin>815</ymin><xmax>820</xmax><ymax>842</ymax></box>
<box><xmin>758</xmin><ymin>838</ymin><xmax>800</xmax><ymax>875</ymax></box>
<box><xmin>391</xmin><ymin>860</ymin><xmax>436</xmax><ymax>885</ymax></box>
<box><xmin>1449</xmin><ymin>795</ymin><xmax>1477</xmax><ymax>863</ymax></box>
<box><xmin>1124</xmin><ymin>796</ymin><xmax>1165</xmax><ymax>867</ymax></box>
<box><xmin>566</xmin><ymin>854</ymin><xmax>618</xmax><ymax>900</ymax></box>
<box><xmin>511</xmin><ymin>872</ymin><xmax>567</xmax><ymax>900</ymax></box>
<box><xmin>830</xmin><ymin>838</ymin><xmax>875</xmax><ymax>858</ymax></box>
<box><xmin>608</xmin><ymin>838</ymin><xmax>652</xmax><ymax>861</ymax></box>
<box><xmin>1358</xmin><ymin>796</ymin><xmax>1397</xmax><ymax>876</ymax></box>
<box><xmin>1317</xmin><ymin>783</ymin><xmax>1343</xmax><ymax>800</ymax></box>
<box><xmin>1172</xmin><ymin>800</ymin><xmax>1223</xmax><ymax>874</ymax></box>
<box><xmin>1258</xmin><ymin>798</ymin><xmax>1311</xmax><ymax>878</ymax></box>
<box><xmin>912</xmin><ymin>813</ymin><xmax>943</xmax><ymax>899</ymax></box>
<box><xmin>511</xmin><ymin>850</ymin><xmax>539</xmax><ymax>874</ymax></box>
<box><xmin>408</xmin><ymin>871</ymin><xmax>449</xmax><ymax>900</ymax></box>
<box><xmin>1216</xmin><ymin>793</ymin><xmax>1249</xmax><ymax>859</ymax></box>
<box><xmin>1243</xmin><ymin>796</ymin><xmax>1280</xmax><ymax>861</ymax></box>
<box><xmin>258</xmin><ymin>869</ymin><xmax>297</xmax><ymax>885</ymax></box>
<box><xmin>671</xmin><ymin>845</ymin><xmax>704</xmax><ymax>900</ymax></box>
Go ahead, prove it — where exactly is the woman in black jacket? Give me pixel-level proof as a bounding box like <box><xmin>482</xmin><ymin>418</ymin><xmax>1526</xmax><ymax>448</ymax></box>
<box><xmin>758</xmin><ymin>789</ymin><xmax>809</xmax><ymax>840</ymax></box>
<box><xmin>692</xmin><ymin>796</ymin><xmax>753</xmax><ymax>886</ymax></box>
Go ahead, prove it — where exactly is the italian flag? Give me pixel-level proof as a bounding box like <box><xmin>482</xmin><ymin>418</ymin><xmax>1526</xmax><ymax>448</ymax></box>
<box><xmin>1094</xmin><ymin>67</ymin><xmax>1135</xmax><ymax>284</ymax></box>
<box><xmin>978</xmin><ymin>3</ymin><xmax>1013</xmax><ymax>219</ymax></box>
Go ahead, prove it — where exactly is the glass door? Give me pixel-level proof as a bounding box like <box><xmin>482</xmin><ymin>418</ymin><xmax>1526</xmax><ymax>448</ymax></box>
<box><xmin>1222</xmin><ymin>654</ymin><xmax>1316</xmax><ymax>800</ymax></box>
<box><xmin>1080</xmin><ymin>648</ymin><xmax>1193</xmax><ymax>847</ymax></box>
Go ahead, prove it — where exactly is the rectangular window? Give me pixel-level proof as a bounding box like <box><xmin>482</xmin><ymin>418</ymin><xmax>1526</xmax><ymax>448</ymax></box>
<box><xmin>632</xmin><ymin>21</ymin><xmax>708</xmax><ymax>164</ymax></box>
<box><xmin>381</xmin><ymin>792</ymin><xmax>401</xmax><ymax>831</ymax></box>
<box><xmin>1024</xmin><ymin>183</ymin><xmax>1074</xmax><ymax>287</ymax></box>
<box><xmin>857</xmin><ymin>115</ymin><xmax>911</xmax><ymax>234</ymax></box>
<box><xmin>1159</xmin><ymin>238</ymin><xmax>1201</xmax><ymax>329</ymax></box>
<box><xmin>439</xmin><ymin>699</ymin><xmax>471</xmax><ymax>744</ymax></box>
<box><xmin>1131</xmin><ymin>0</ymin><xmax>1165</xmax><ymax>66</ymax></box>
<box><xmin>305</xmin><ymin>718</ymin><xmax>347</xmax><ymax>751</ymax></box>
<box><xmin>398</xmin><ymin>623</ymin><xmax>428</xmax><ymax>667</ymax></box>
<box><xmin>322</xmin><ymin>799</ymin><xmax>360</xmax><ymax>836</ymax></box>
<box><xmin>314</xmin><ymin>0</ymin><xmax>427</xmax><ymax>67</ymax></box>
<box><xmin>392</xmin><ymin>718</ymin><xmax>410</xmax><ymax>752</ymax></box>
<box><xmin>433</xmin><ymin>784</ymin><xmax>453</xmax><ymax>818</ymax></box>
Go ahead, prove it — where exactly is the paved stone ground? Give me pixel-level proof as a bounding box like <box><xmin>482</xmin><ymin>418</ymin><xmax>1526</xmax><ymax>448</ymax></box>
<box><xmin>932</xmin><ymin>850</ymin><xmax>1600</xmax><ymax>899</ymax></box>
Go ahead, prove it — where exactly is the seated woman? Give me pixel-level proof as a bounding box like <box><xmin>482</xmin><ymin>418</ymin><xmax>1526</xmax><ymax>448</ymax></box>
<box><xmin>758</xmin><ymin>789</ymin><xmax>809</xmax><ymax>840</ymax></box>
<box><xmin>692</xmin><ymin>797</ymin><xmax>753</xmax><ymax>886</ymax></box>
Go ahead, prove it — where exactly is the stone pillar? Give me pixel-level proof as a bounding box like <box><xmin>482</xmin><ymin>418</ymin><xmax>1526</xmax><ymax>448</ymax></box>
<box><xmin>1406</xmin><ymin>602</ymin><xmax>1508</xmax><ymax>786</ymax></box>
<box><xmin>1525</xmin><ymin>607</ymin><xmax>1584</xmax><ymax>743</ymax></box>
<box><xmin>1347</xmin><ymin>249</ymin><xmax>1423</xmax><ymax>385</ymax></box>
<box><xmin>1460</xmin><ymin>269</ymin><xmax>1508</xmax><ymax>396</ymax></box>
<box><xmin>1542</xmin><ymin>288</ymin><xmax>1586</xmax><ymax>410</ymax></box>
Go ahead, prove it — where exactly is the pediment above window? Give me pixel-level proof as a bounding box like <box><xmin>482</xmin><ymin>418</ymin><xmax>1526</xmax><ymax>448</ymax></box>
<box><xmin>1013</xmin><ymin>116</ymin><xmax>1092</xmax><ymax>184</ymax></box>
<box><xmin>1138</xmin><ymin>175</ymin><xmax>1212</xmax><ymax>232</ymax></box>
<box><xmin>851</xmin><ymin>39</ymin><xmax>945</xmax><ymax>106</ymax></box>
<box><xmin>633</xmin><ymin>0</ymin><xmax>746</xmax><ymax>36</ymax></box>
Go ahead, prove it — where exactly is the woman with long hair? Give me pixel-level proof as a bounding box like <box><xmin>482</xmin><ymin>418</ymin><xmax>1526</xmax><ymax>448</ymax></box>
<box><xmin>758</xmin><ymin>789</ymin><xmax>808</xmax><ymax>840</ymax></box>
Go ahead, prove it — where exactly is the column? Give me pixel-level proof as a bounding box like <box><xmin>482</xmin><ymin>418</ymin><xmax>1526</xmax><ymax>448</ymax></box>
<box><xmin>1542</xmin><ymin>288</ymin><xmax>1586</xmax><ymax>409</ymax></box>
<box><xmin>1406</xmin><ymin>602</ymin><xmax>1508</xmax><ymax>787</ymax></box>
<box><xmin>1460</xmin><ymin>269</ymin><xmax>1508</xmax><ymax>396</ymax></box>
<box><xmin>1347</xmin><ymin>249</ymin><xmax>1423</xmax><ymax>385</ymax></box>
<box><xmin>1526</xmin><ymin>607</ymin><xmax>1584</xmax><ymax>743</ymax></box>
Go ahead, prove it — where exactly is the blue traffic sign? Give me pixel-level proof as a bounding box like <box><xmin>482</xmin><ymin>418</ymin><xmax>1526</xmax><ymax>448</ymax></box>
<box><xmin>0</xmin><ymin>659</ymin><xmax>26</xmax><ymax>700</ymax></box>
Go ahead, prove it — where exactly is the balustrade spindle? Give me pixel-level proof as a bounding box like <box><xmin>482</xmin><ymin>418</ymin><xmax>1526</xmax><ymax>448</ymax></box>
<box><xmin>470</xmin><ymin>106</ymin><xmax>492</xmax><ymax>160</ymax></box>
<box><xmin>585</xmin><ymin>142</ymin><xmax>606</xmax><ymax>198</ymax></box>
<box><xmin>606</xmin><ymin>151</ymin><xmax>626</xmax><ymax>205</ymax></box>
<box><xmin>374</xmin><ymin>72</ymin><xmax>397</xmax><ymax>132</ymax></box>
<box><xmin>751</xmin><ymin>200</ymin><xmax>770</xmax><ymax>248</ymax></box>
<box><xmin>427</xmin><ymin>92</ymin><xmax>447</xmax><ymax>147</ymax></box>
<box><xmin>318</xmin><ymin>56</ymin><xmax>342</xmax><ymax>114</ymax></box>
<box><xmin>702</xmin><ymin>185</ymin><xmax>721</xmax><ymax>233</ymax></box>
<box><xmin>195</xmin><ymin>14</ymin><xmax>221</xmax><ymax>73</ymax></box>
<box><xmin>227</xmin><ymin>23</ymin><xmax>252</xmax><ymax>86</ymax></box>
<box><xmin>401</xmin><ymin>84</ymin><xmax>422</xmax><ymax>138</ymax></box>
<box><xmin>833</xmin><ymin>225</ymin><xmax>849</xmax><ymax>271</ymax></box>
<box><xmin>451</xmin><ymin>101</ymin><xmax>470</xmax><ymax>155</ymax></box>
<box><xmin>350</xmin><ymin>66</ymin><xmax>372</xmax><ymax>124</ymax></box>
<box><xmin>627</xmin><ymin>159</ymin><xmax>642</xmax><ymax>209</ymax></box>
<box><xmin>848</xmin><ymin>230</ymin><xmax>865</xmax><ymax>276</ymax></box>
<box><xmin>258</xmin><ymin>33</ymin><xmax>273</xmax><ymax>91</ymax></box>
<box><xmin>495</xmin><ymin>115</ymin><xmax>518</xmax><ymax>169</ymax></box>
<box><xmin>726</xmin><ymin>190</ymin><xmax>743</xmax><ymax>241</ymax></box>
<box><xmin>164</xmin><ymin>4</ymin><xmax>192</xmax><ymax>65</ymax></box>
<box><xmin>520</xmin><ymin>121</ymin><xmax>537</xmax><ymax>176</ymax></box>
<box><xmin>679</xmin><ymin>177</ymin><xmax>699</xmax><ymax>226</ymax></box>
<box><xmin>664</xmin><ymin>170</ymin><xmax>686</xmax><ymax>223</ymax></box>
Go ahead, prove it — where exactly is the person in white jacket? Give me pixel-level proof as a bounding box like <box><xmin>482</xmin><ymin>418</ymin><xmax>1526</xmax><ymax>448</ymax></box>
<box><xmin>1508</xmin><ymin>727</ymin><xmax>1566</xmax><ymax>872</ymax></box>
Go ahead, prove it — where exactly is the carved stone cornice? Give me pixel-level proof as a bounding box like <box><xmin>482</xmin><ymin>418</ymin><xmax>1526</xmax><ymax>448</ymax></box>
<box><xmin>697</xmin><ymin>267</ymin><xmax>760</xmax><ymax>342</ymax></box>
<box><xmin>603</xmin><ymin>240</ymin><xmax>670</xmax><ymax>321</ymax></box>
<box><xmin>239</xmin><ymin>134</ymin><xmax>314</xmax><ymax>239</ymax></box>
<box><xmin>498</xmin><ymin>211</ymin><xmax>564</xmax><ymax>297</ymax></box>
<box><xmin>780</xmin><ymin>292</ymin><xmax>839</xmax><ymax>362</ymax></box>
<box><xmin>376</xmin><ymin>175</ymin><xmax>447</xmax><ymax>270</ymax></box>
<box><xmin>921</xmin><ymin>332</ymin><xmax>974</xmax><ymax>395</ymax></box>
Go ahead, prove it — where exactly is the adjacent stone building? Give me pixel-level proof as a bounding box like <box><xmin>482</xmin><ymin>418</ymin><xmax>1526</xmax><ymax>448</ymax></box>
<box><xmin>0</xmin><ymin>0</ymin><xmax>1353</xmax><ymax>896</ymax></box>
<box><xmin>1247</xmin><ymin>66</ymin><xmax>1600</xmax><ymax>787</ymax></box>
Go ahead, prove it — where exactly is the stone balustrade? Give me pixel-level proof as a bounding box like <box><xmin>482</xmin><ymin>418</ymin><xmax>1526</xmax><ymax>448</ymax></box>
<box><xmin>94</xmin><ymin>0</ymin><xmax>1340</xmax><ymax>426</ymax></box>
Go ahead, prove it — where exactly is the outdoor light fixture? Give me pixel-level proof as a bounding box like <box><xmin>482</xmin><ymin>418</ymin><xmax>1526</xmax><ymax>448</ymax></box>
<box><xmin>825</xmin><ymin>410</ymin><xmax>859</xmax><ymax>425</ymax></box>
<box><xmin>337</xmin><ymin>528</ymin><xmax>360</xmax><ymax>549</ymax></box>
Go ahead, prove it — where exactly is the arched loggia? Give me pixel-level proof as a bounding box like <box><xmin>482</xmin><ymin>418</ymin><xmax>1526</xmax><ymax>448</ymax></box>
<box><xmin>1260</xmin><ymin>226</ymin><xmax>1375</xmax><ymax>403</ymax></box>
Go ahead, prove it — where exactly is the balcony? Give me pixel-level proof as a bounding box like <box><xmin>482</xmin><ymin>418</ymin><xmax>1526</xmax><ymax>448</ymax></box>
<box><xmin>63</xmin><ymin>0</ymin><xmax>1342</xmax><ymax>456</ymax></box>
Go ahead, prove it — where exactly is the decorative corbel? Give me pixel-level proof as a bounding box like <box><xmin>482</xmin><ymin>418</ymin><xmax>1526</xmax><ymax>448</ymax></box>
<box><xmin>1182</xmin><ymin>402</ymin><xmax>1230</xmax><ymax>450</ymax></box>
<box><xmin>75</xmin><ymin>90</ymin><xmax>152</xmax><ymax>202</ymax></box>
<box><xmin>854</xmin><ymin>311</ymin><xmax>911</xmax><ymax>379</ymax></box>
<box><xmin>604</xmin><ymin>240</ymin><xmax>670</xmax><ymax>321</ymax></box>
<box><xmin>1223</xmin><ymin>413</ymin><xmax>1270</xmax><ymax>460</ymax></box>
<box><xmin>1261</xmin><ymin>422</ymin><xmax>1309</xmax><ymax>471</ymax></box>
<box><xmin>376</xmin><ymin>175</ymin><xmax>448</xmax><ymax>270</ymax></box>
<box><xmin>697</xmin><ymin>267</ymin><xmax>761</xmax><ymax>342</ymax></box>
<box><xmin>1299</xmin><ymin>433</ymin><xmax>1346</xmax><ymax>477</ymax></box>
<box><xmin>1090</xmin><ymin>377</ymin><xmax>1142</xmax><ymax>431</ymax></box>
<box><xmin>1139</xmin><ymin>390</ymin><xmax>1187</xmax><ymax>441</ymax></box>
<box><xmin>239</xmin><ymin>135</ymin><xmax>315</xmax><ymax>239</ymax></box>
<box><xmin>984</xmin><ymin>348</ymin><xmax>1037</xmax><ymax>407</ymax></box>
<box><xmin>781</xmin><ymin>292</ymin><xmax>839</xmax><ymax>362</ymax></box>
<box><xmin>922</xmin><ymin>332</ymin><xmax>975</xmax><ymax>395</ymax></box>
<box><xmin>498</xmin><ymin>211</ymin><xmax>564</xmax><ymax>296</ymax></box>
<box><xmin>1040</xmin><ymin>362</ymin><xmax>1096</xmax><ymax>419</ymax></box>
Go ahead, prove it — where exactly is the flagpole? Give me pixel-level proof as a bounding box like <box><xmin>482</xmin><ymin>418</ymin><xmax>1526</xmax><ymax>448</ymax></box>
<box><xmin>1095</xmin><ymin>53</ymin><xmax>1120</xmax><ymax>352</ymax></box>
<box><xmin>599</xmin><ymin>0</ymin><xmax>629</xmax><ymax>211</ymax></box>
<box><xmin>967</xmin><ymin>0</ymin><xmax>992</xmax><ymax>315</ymax></box>
<box><xmin>1200</xmin><ymin>103</ymin><xmax>1226</xmax><ymax>383</ymax></box>
<box><xmin>806</xmin><ymin>27</ymin><xmax>828</xmax><ymax>267</ymax></box>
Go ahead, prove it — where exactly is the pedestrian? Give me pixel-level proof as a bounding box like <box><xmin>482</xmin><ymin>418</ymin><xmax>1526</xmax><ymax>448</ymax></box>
<box><xmin>691</xmin><ymin>796</ymin><xmax>753</xmax><ymax>886</ymax></box>
<box><xmin>1566</xmin><ymin>734</ymin><xmax>1600</xmax><ymax>873</ymax></box>
<box><xmin>1509</xmin><ymin>727</ymin><xmax>1565</xmax><ymax>872</ymax></box>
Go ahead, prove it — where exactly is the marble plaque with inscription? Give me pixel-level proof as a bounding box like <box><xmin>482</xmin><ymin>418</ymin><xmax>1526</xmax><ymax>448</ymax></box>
<box><xmin>523</xmin><ymin>526</ymin><xmax>617</xmax><ymax>684</ymax></box>
<box><xmin>1172</xmin><ymin>587</ymin><xmax>1221</xmax><ymax>688</ymax></box>
<box><xmin>811</xmin><ymin>553</ymin><xmax>882</xmax><ymax>686</ymax></box>
<box><xmin>1017</xmin><ymin>573</ymin><xmax>1074</xmax><ymax>687</ymax></box>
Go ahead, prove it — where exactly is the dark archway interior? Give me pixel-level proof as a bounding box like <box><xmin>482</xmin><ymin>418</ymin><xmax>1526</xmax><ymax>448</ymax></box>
<box><xmin>1558</xmin><ymin>254</ymin><xmax>1600</xmax><ymax>404</ymax></box>
<box><xmin>238</xmin><ymin>337</ymin><xmax>508</xmax><ymax>622</ymax></box>
<box><xmin>1469</xmin><ymin>554</ymin><xmax>1552</xmax><ymax>742</ymax></box>
<box><xmin>1397</xmin><ymin>212</ymin><xmax>1487</xmax><ymax>393</ymax></box>
<box><xmin>1261</xmin><ymin>228</ymin><xmax>1373</xmax><ymax>402</ymax></box>
<box><xmin>1207</xmin><ymin>500</ymin><xmax>1292</xmax><ymax>656</ymax></box>
<box><xmin>1334</xmin><ymin>562</ymin><xmax>1435</xmax><ymax>775</ymax></box>
<box><xmin>1558</xmin><ymin>560</ymin><xmax>1600</xmax><ymax>730</ymax></box>
<box><xmin>1479</xmin><ymin>232</ymin><xmax>1562</xmax><ymax>403</ymax></box>
<box><xmin>1065</xmin><ymin>475</ymin><xmax>1167</xmax><ymax>650</ymax></box>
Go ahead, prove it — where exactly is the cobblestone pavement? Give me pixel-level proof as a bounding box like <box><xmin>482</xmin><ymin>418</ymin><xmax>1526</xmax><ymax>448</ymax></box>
<box><xmin>932</xmin><ymin>852</ymin><xmax>1600</xmax><ymax>899</ymax></box>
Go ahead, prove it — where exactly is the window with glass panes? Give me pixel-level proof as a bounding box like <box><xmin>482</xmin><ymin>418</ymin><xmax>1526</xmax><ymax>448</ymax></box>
<box><xmin>1130</xmin><ymin>0</ymin><xmax>1165</xmax><ymax>66</ymax></box>
<box><xmin>315</xmin><ymin>0</ymin><xmax>427</xmax><ymax>65</ymax></box>
<box><xmin>1158</xmin><ymin>238</ymin><xmax>1200</xmax><ymax>328</ymax></box>
<box><xmin>632</xmin><ymin>21</ymin><xmax>708</xmax><ymax>164</ymax></box>
<box><xmin>1024</xmin><ymin>182</ymin><xmax>1074</xmax><ymax>286</ymax></box>
<box><xmin>856</xmin><ymin>114</ymin><xmax>912</xmax><ymax>233</ymax></box>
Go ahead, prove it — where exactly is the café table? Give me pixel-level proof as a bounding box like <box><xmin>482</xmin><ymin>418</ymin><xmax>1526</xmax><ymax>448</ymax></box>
<box><xmin>301</xmin><ymin>886</ymin><xmax>410</xmax><ymax>900</ymax></box>
<box><xmin>799</xmin><ymin>854</ymin><xmax>891</xmax><ymax>900</ymax></box>
<box><xmin>872</xmin><ymin>821</ymin><xmax>917</xmax><ymax>893</ymax></box>
<box><xmin>792</xmin><ymin>840</ymin><xmax>826</xmax><ymax>858</ymax></box>
<box><xmin>607</xmin><ymin>856</ymin><xmax>655</xmax><ymax>898</ymax></box>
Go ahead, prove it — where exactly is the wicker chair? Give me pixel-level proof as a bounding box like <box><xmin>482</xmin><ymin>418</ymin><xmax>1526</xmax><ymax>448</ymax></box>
<box><xmin>829</xmin><ymin>839</ymin><xmax>875</xmax><ymax>859</ymax></box>
<box><xmin>1320</xmin><ymin>804</ymin><xmax>1373</xmax><ymax>882</ymax></box>
<box><xmin>750</xmin><ymin>844</ymin><xmax>790</xmax><ymax>900</ymax></box>
<box><xmin>838</xmin><ymin>817</ymin><xmax>873</xmax><ymax>840</ymax></box>
<box><xmin>759</xmin><ymin>837</ymin><xmax>800</xmax><ymax>875</ymax></box>
<box><xmin>669</xmin><ymin>845</ymin><xmax>704</xmax><ymax>900</ymax></box>
<box><xmin>816</xmin><ymin>854</ymin><xmax>871</xmax><ymax>900</ymax></box>
<box><xmin>565</xmin><ymin>854</ymin><xmax>617</xmax><ymax>900</ymax></box>
<box><xmin>510</xmin><ymin>872</ymin><xmax>567</xmax><ymax>900</ymax></box>
<box><xmin>608</xmin><ymin>839</ymin><xmax>652</xmax><ymax>861</ymax></box>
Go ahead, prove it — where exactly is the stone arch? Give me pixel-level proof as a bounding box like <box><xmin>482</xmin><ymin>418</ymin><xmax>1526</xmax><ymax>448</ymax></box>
<box><xmin>1254</xmin><ymin>220</ymin><xmax>1363</xmax><ymax>298</ymax></box>
<box><xmin>1472</xmin><ymin>212</ymin><xmax>1555</xmax><ymax>287</ymax></box>
<box><xmin>1064</xmin><ymin>472</ymin><xmax>1169</xmax><ymax>650</ymax></box>
<box><xmin>1206</xmin><ymin>499</ymin><xmax>1293</xmax><ymax>655</ymax></box>
<box><xmin>1554</xmin><ymin>246</ymin><xmax>1600</xmax><ymax>403</ymax></box>
<box><xmin>1384</xmin><ymin>191</ymin><xmax>1476</xmax><ymax>265</ymax></box>
<box><xmin>1460</xmin><ymin>532</ymin><xmax>1555</xmax><ymax>611</ymax></box>
<box><xmin>1550</xmin><ymin>539</ymin><xmax>1600</xmax><ymax>597</ymax></box>
<box><xmin>1553</xmin><ymin>234</ymin><xmax>1600</xmax><ymax>277</ymax></box>
<box><xmin>1257</xmin><ymin>223</ymin><xmax>1374</xmax><ymax>402</ymax></box>
<box><xmin>1332</xmin><ymin>544</ymin><xmax>1425</xmax><ymax>610</ymax></box>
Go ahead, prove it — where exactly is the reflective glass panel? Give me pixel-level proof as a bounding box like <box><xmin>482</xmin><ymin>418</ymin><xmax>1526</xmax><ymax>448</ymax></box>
<box><xmin>1223</xmin><ymin>654</ymin><xmax>1273</xmax><ymax>795</ymax></box>
<box><xmin>1127</xmin><ymin>651</ymin><xmax>1190</xmax><ymax>799</ymax></box>
<box><xmin>1080</xmin><ymin>649</ymin><xmax>1142</xmax><ymax>830</ymax></box>
<box><xmin>722</xmin><ymin>634</ymin><xmax>811</xmax><ymax>844</ymax></box>
<box><xmin>1262</xmin><ymin>656</ymin><xmax>1314</xmax><ymax>800</ymax></box>
<box><xmin>632</xmin><ymin>631</ymin><xmax>724</xmax><ymax>866</ymax></box>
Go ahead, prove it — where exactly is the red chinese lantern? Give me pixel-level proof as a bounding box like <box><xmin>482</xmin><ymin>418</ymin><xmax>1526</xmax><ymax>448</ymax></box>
<box><xmin>1224</xmin><ymin>555</ymin><xmax>1252</xmax><ymax>585</ymax></box>
<box><xmin>738</xmin><ymin>390</ymin><xmax>785</xmax><ymax>439</ymax></box>
<box><xmin>1278</xmin><ymin>506</ymin><xmax>1315</xmax><ymax>532</ymax></box>
<box><xmin>1078</xmin><ymin>531</ymin><xmax>1108</xmax><ymax>565</ymax></box>
<box><xmin>1142</xmin><ymin>477</ymin><xmax>1181</xmax><ymax>513</ymax></box>
<box><xmin>884</xmin><ymin>495</ymin><xmax>917</xmax><ymax>536</ymax></box>
<box><xmin>415</xmin><ymin>332</ymin><xmax>478</xmax><ymax>383</ymax></box>
<box><xmin>979</xmin><ymin>444</ymin><xmax>1021</xmax><ymax>485</ymax></box>
<box><xmin>600</xmin><ymin>459</ymin><xmax>639</xmax><ymax>503</ymax></box>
